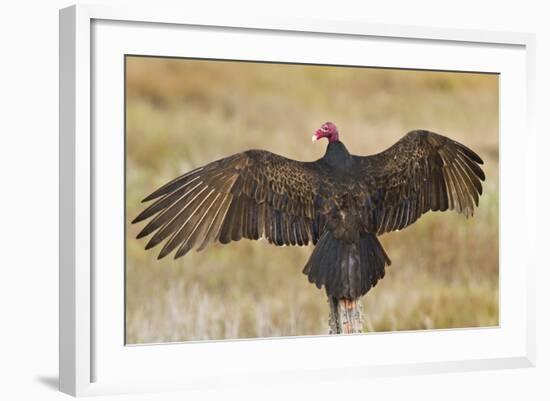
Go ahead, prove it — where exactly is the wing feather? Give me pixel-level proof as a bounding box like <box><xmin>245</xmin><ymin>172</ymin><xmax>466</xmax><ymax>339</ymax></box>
<box><xmin>354</xmin><ymin>130</ymin><xmax>485</xmax><ymax>235</ymax></box>
<box><xmin>133</xmin><ymin>150</ymin><xmax>328</xmax><ymax>259</ymax></box>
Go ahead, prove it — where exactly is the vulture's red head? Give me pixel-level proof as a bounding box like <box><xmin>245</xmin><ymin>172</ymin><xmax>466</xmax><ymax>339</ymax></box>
<box><xmin>313</xmin><ymin>122</ymin><xmax>339</xmax><ymax>143</ymax></box>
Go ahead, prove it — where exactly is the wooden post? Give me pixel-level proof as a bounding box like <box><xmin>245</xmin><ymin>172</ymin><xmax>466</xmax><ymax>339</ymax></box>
<box><xmin>328</xmin><ymin>297</ymin><xmax>363</xmax><ymax>334</ymax></box>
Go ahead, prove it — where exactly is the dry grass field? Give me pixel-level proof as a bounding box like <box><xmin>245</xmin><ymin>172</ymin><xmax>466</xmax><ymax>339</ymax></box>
<box><xmin>125</xmin><ymin>56</ymin><xmax>499</xmax><ymax>343</ymax></box>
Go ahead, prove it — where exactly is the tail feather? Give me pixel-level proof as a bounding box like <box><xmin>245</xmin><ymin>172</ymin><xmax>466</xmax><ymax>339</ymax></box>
<box><xmin>303</xmin><ymin>231</ymin><xmax>391</xmax><ymax>299</ymax></box>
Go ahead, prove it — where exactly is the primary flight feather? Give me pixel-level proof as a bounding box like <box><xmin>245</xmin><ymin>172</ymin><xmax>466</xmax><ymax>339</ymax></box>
<box><xmin>133</xmin><ymin>122</ymin><xmax>485</xmax><ymax>299</ymax></box>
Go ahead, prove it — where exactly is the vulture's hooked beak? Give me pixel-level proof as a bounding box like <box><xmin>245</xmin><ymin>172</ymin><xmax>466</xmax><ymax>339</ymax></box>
<box><xmin>312</xmin><ymin>130</ymin><xmax>322</xmax><ymax>142</ymax></box>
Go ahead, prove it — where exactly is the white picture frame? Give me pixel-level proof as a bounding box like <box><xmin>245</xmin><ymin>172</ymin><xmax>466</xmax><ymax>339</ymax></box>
<box><xmin>59</xmin><ymin>4</ymin><xmax>536</xmax><ymax>397</ymax></box>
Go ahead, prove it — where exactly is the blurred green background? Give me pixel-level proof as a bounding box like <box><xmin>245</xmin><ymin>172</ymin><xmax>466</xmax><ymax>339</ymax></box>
<box><xmin>125</xmin><ymin>56</ymin><xmax>499</xmax><ymax>344</ymax></box>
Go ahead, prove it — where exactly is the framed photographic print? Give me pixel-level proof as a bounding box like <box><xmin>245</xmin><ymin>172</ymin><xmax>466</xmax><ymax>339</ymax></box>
<box><xmin>59</xmin><ymin>4</ymin><xmax>536</xmax><ymax>396</ymax></box>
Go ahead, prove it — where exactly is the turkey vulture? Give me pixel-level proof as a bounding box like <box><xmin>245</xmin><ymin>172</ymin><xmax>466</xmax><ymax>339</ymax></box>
<box><xmin>132</xmin><ymin>122</ymin><xmax>485</xmax><ymax>299</ymax></box>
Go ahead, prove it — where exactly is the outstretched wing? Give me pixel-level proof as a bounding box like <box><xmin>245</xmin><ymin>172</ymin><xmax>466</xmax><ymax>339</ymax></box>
<box><xmin>355</xmin><ymin>130</ymin><xmax>485</xmax><ymax>235</ymax></box>
<box><xmin>132</xmin><ymin>150</ymin><xmax>329</xmax><ymax>259</ymax></box>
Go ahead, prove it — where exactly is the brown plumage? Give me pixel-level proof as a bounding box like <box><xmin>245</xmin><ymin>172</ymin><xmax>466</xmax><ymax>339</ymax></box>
<box><xmin>133</xmin><ymin>122</ymin><xmax>485</xmax><ymax>299</ymax></box>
